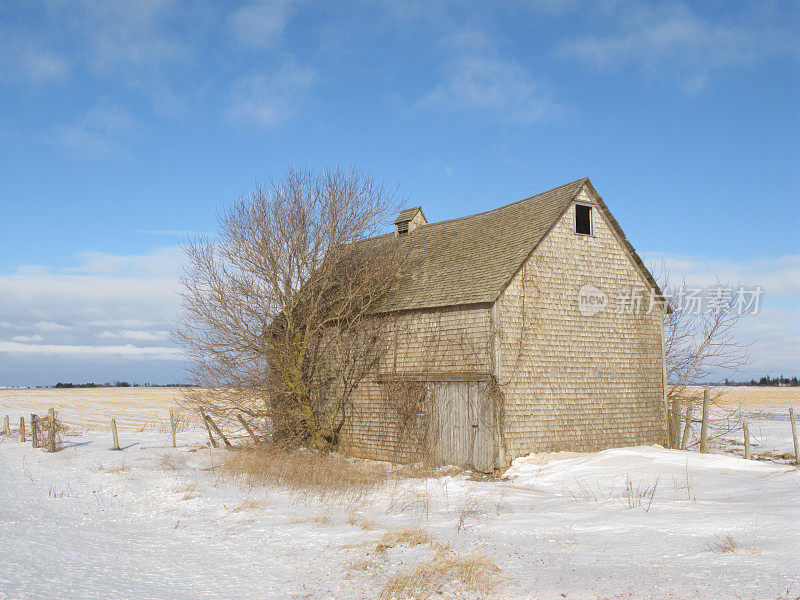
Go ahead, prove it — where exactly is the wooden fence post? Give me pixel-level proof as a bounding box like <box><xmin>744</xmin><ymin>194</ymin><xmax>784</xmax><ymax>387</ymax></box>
<box><xmin>699</xmin><ymin>388</ymin><xmax>710</xmax><ymax>453</ymax></box>
<box><xmin>743</xmin><ymin>421</ymin><xmax>751</xmax><ymax>460</ymax></box>
<box><xmin>111</xmin><ymin>419</ymin><xmax>120</xmax><ymax>451</ymax></box>
<box><xmin>680</xmin><ymin>399</ymin><xmax>693</xmax><ymax>450</ymax></box>
<box><xmin>790</xmin><ymin>407</ymin><xmax>799</xmax><ymax>466</ymax></box>
<box><xmin>236</xmin><ymin>414</ymin><xmax>259</xmax><ymax>445</ymax></box>
<box><xmin>169</xmin><ymin>409</ymin><xmax>177</xmax><ymax>448</ymax></box>
<box><xmin>31</xmin><ymin>414</ymin><xmax>39</xmax><ymax>449</ymax></box>
<box><xmin>670</xmin><ymin>396</ymin><xmax>681</xmax><ymax>448</ymax></box>
<box><xmin>20</xmin><ymin>416</ymin><xmax>26</xmax><ymax>443</ymax></box>
<box><xmin>2</xmin><ymin>415</ymin><xmax>8</xmax><ymax>436</ymax></box>
<box><xmin>199</xmin><ymin>408</ymin><xmax>218</xmax><ymax>448</ymax></box>
<box><xmin>47</xmin><ymin>408</ymin><xmax>56</xmax><ymax>453</ymax></box>
<box><xmin>205</xmin><ymin>414</ymin><xmax>232</xmax><ymax>448</ymax></box>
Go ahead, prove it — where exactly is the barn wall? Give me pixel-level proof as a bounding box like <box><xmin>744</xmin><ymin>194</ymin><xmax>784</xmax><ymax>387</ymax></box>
<box><xmin>339</xmin><ymin>304</ymin><xmax>493</xmax><ymax>463</ymax></box>
<box><xmin>496</xmin><ymin>187</ymin><xmax>667</xmax><ymax>461</ymax></box>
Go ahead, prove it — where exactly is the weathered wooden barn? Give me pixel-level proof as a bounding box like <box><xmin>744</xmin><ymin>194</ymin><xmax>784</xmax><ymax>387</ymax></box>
<box><xmin>339</xmin><ymin>178</ymin><xmax>668</xmax><ymax>471</ymax></box>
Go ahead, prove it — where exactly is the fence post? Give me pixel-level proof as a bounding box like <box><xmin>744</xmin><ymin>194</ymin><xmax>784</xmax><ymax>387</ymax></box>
<box><xmin>47</xmin><ymin>408</ymin><xmax>56</xmax><ymax>453</ymax></box>
<box><xmin>699</xmin><ymin>388</ymin><xmax>710</xmax><ymax>453</ymax></box>
<box><xmin>680</xmin><ymin>399</ymin><xmax>693</xmax><ymax>450</ymax></box>
<box><xmin>170</xmin><ymin>409</ymin><xmax>177</xmax><ymax>448</ymax></box>
<box><xmin>236</xmin><ymin>414</ymin><xmax>259</xmax><ymax>444</ymax></box>
<box><xmin>205</xmin><ymin>414</ymin><xmax>232</xmax><ymax>448</ymax></box>
<box><xmin>670</xmin><ymin>396</ymin><xmax>681</xmax><ymax>448</ymax></box>
<box><xmin>20</xmin><ymin>416</ymin><xmax>26</xmax><ymax>442</ymax></box>
<box><xmin>31</xmin><ymin>414</ymin><xmax>39</xmax><ymax>449</ymax></box>
<box><xmin>2</xmin><ymin>415</ymin><xmax>8</xmax><ymax>436</ymax></box>
<box><xmin>743</xmin><ymin>420</ymin><xmax>751</xmax><ymax>460</ymax></box>
<box><xmin>111</xmin><ymin>419</ymin><xmax>120</xmax><ymax>451</ymax></box>
<box><xmin>199</xmin><ymin>408</ymin><xmax>218</xmax><ymax>448</ymax></box>
<box><xmin>790</xmin><ymin>407</ymin><xmax>799</xmax><ymax>466</ymax></box>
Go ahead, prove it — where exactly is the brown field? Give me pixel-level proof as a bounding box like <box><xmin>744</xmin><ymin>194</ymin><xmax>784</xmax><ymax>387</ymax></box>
<box><xmin>681</xmin><ymin>386</ymin><xmax>800</xmax><ymax>409</ymax></box>
<box><xmin>0</xmin><ymin>387</ymin><xmax>194</xmax><ymax>432</ymax></box>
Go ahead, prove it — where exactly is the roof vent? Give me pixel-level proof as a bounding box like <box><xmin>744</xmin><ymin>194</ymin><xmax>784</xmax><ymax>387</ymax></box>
<box><xmin>394</xmin><ymin>206</ymin><xmax>426</xmax><ymax>237</ymax></box>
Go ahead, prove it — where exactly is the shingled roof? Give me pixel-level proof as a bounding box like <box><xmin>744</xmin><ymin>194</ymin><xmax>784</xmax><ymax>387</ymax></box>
<box><xmin>360</xmin><ymin>177</ymin><xmax>662</xmax><ymax>314</ymax></box>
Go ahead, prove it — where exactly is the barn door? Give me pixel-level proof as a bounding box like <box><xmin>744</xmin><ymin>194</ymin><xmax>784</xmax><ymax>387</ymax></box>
<box><xmin>428</xmin><ymin>381</ymin><xmax>495</xmax><ymax>472</ymax></box>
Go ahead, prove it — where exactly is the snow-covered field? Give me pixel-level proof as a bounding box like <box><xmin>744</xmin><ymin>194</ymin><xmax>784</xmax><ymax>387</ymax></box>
<box><xmin>1</xmin><ymin>417</ymin><xmax>798</xmax><ymax>599</ymax></box>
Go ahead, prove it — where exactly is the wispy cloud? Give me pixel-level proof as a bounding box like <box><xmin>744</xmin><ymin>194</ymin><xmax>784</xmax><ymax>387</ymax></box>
<box><xmin>559</xmin><ymin>1</ymin><xmax>798</xmax><ymax>93</ymax></box>
<box><xmin>50</xmin><ymin>102</ymin><xmax>138</xmax><ymax>160</ymax></box>
<box><xmin>226</xmin><ymin>58</ymin><xmax>317</xmax><ymax>128</ymax></box>
<box><xmin>227</xmin><ymin>0</ymin><xmax>294</xmax><ymax>47</ymax></box>
<box><xmin>417</xmin><ymin>30</ymin><xmax>561</xmax><ymax>123</ymax></box>
<box><xmin>55</xmin><ymin>0</ymin><xmax>193</xmax><ymax>75</ymax></box>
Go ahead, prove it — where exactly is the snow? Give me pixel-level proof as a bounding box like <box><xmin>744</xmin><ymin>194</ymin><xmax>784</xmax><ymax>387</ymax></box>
<box><xmin>1</xmin><ymin>422</ymin><xmax>798</xmax><ymax>599</ymax></box>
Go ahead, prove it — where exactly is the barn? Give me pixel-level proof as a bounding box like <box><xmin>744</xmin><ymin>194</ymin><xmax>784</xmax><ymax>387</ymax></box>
<box><xmin>338</xmin><ymin>177</ymin><xmax>668</xmax><ymax>471</ymax></box>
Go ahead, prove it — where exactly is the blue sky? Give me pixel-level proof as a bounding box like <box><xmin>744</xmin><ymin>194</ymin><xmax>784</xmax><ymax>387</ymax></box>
<box><xmin>0</xmin><ymin>0</ymin><xmax>798</xmax><ymax>386</ymax></box>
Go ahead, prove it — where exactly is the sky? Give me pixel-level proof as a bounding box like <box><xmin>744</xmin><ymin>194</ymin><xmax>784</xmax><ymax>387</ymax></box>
<box><xmin>0</xmin><ymin>0</ymin><xmax>798</xmax><ymax>386</ymax></box>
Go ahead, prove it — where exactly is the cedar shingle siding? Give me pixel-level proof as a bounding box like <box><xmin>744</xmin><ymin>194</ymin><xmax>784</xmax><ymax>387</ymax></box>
<box><xmin>340</xmin><ymin>179</ymin><xmax>668</xmax><ymax>470</ymax></box>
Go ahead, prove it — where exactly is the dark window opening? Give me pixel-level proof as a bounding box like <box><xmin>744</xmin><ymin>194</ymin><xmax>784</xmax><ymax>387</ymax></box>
<box><xmin>575</xmin><ymin>204</ymin><xmax>592</xmax><ymax>235</ymax></box>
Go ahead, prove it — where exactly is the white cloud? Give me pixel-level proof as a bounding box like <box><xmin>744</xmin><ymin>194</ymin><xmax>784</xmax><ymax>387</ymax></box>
<box><xmin>226</xmin><ymin>59</ymin><xmax>317</xmax><ymax>127</ymax></box>
<box><xmin>55</xmin><ymin>0</ymin><xmax>192</xmax><ymax>75</ymax></box>
<box><xmin>418</xmin><ymin>30</ymin><xmax>560</xmax><ymax>123</ymax></box>
<box><xmin>559</xmin><ymin>2</ymin><xmax>797</xmax><ymax>92</ymax></box>
<box><xmin>10</xmin><ymin>335</ymin><xmax>44</xmax><ymax>343</ymax></box>
<box><xmin>0</xmin><ymin>245</ymin><xmax>183</xmax><ymax>379</ymax></box>
<box><xmin>0</xmin><ymin>341</ymin><xmax>180</xmax><ymax>360</ymax></box>
<box><xmin>33</xmin><ymin>321</ymin><xmax>72</xmax><ymax>333</ymax></box>
<box><xmin>0</xmin><ymin>21</ymin><xmax>71</xmax><ymax>85</ymax></box>
<box><xmin>98</xmin><ymin>330</ymin><xmax>170</xmax><ymax>341</ymax></box>
<box><xmin>644</xmin><ymin>253</ymin><xmax>800</xmax><ymax>297</ymax></box>
<box><xmin>51</xmin><ymin>102</ymin><xmax>139</xmax><ymax>160</ymax></box>
<box><xmin>643</xmin><ymin>252</ymin><xmax>800</xmax><ymax>378</ymax></box>
<box><xmin>227</xmin><ymin>0</ymin><xmax>294</xmax><ymax>47</ymax></box>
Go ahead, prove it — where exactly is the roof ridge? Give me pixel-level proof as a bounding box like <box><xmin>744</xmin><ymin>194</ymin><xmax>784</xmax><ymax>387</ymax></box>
<box><xmin>413</xmin><ymin>177</ymin><xmax>589</xmax><ymax>230</ymax></box>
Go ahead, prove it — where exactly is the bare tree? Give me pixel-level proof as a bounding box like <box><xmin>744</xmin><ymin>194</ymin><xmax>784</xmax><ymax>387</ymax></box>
<box><xmin>174</xmin><ymin>166</ymin><xmax>406</xmax><ymax>449</ymax></box>
<box><xmin>657</xmin><ymin>268</ymin><xmax>750</xmax><ymax>448</ymax></box>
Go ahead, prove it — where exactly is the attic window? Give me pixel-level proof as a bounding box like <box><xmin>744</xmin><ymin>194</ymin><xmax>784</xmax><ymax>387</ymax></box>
<box><xmin>575</xmin><ymin>204</ymin><xmax>592</xmax><ymax>235</ymax></box>
<box><xmin>396</xmin><ymin>221</ymin><xmax>409</xmax><ymax>235</ymax></box>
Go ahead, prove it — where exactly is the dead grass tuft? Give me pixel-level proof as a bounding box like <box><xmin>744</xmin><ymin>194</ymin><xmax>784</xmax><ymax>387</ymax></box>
<box><xmin>375</xmin><ymin>526</ymin><xmax>436</xmax><ymax>551</ymax></box>
<box><xmin>178</xmin><ymin>483</ymin><xmax>200</xmax><ymax>500</ymax></box>
<box><xmin>231</xmin><ymin>498</ymin><xmax>267</xmax><ymax>513</ymax></box>
<box><xmin>455</xmin><ymin>496</ymin><xmax>486</xmax><ymax>532</ymax></box>
<box><xmin>160</xmin><ymin>453</ymin><xmax>187</xmax><ymax>471</ymax></box>
<box><xmin>379</xmin><ymin>551</ymin><xmax>501</xmax><ymax>599</ymax></box>
<box><xmin>221</xmin><ymin>445</ymin><xmax>390</xmax><ymax>503</ymax></box>
<box><xmin>706</xmin><ymin>530</ymin><xmax>759</xmax><ymax>554</ymax></box>
<box><xmin>290</xmin><ymin>514</ymin><xmax>332</xmax><ymax>526</ymax></box>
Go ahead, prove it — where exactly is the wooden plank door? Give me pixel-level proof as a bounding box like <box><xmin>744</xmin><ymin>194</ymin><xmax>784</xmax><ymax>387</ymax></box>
<box><xmin>429</xmin><ymin>381</ymin><xmax>495</xmax><ymax>472</ymax></box>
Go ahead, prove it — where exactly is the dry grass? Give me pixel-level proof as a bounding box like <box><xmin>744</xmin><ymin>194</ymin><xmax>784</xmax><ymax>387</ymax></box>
<box><xmin>681</xmin><ymin>385</ymin><xmax>799</xmax><ymax>409</ymax></box>
<box><xmin>159</xmin><ymin>453</ymin><xmax>187</xmax><ymax>471</ymax></box>
<box><xmin>375</xmin><ymin>526</ymin><xmax>437</xmax><ymax>550</ymax></box>
<box><xmin>178</xmin><ymin>483</ymin><xmax>200</xmax><ymax>500</ymax></box>
<box><xmin>221</xmin><ymin>445</ymin><xmax>391</xmax><ymax>503</ymax></box>
<box><xmin>290</xmin><ymin>514</ymin><xmax>332</xmax><ymax>526</ymax></box>
<box><xmin>386</xmin><ymin>487</ymin><xmax>431</xmax><ymax>518</ymax></box>
<box><xmin>105</xmin><ymin>463</ymin><xmax>131</xmax><ymax>474</ymax></box>
<box><xmin>230</xmin><ymin>498</ymin><xmax>267</xmax><ymax>513</ymax></box>
<box><xmin>455</xmin><ymin>496</ymin><xmax>486</xmax><ymax>532</ymax></box>
<box><xmin>706</xmin><ymin>527</ymin><xmax>759</xmax><ymax>554</ymax></box>
<box><xmin>0</xmin><ymin>387</ymin><xmax>194</xmax><ymax>432</ymax></box>
<box><xmin>379</xmin><ymin>551</ymin><xmax>501</xmax><ymax>600</ymax></box>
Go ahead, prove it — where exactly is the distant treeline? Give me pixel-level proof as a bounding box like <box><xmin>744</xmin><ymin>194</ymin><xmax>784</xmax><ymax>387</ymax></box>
<box><xmin>53</xmin><ymin>382</ymin><xmax>189</xmax><ymax>389</ymax></box>
<box><xmin>723</xmin><ymin>375</ymin><xmax>799</xmax><ymax>387</ymax></box>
